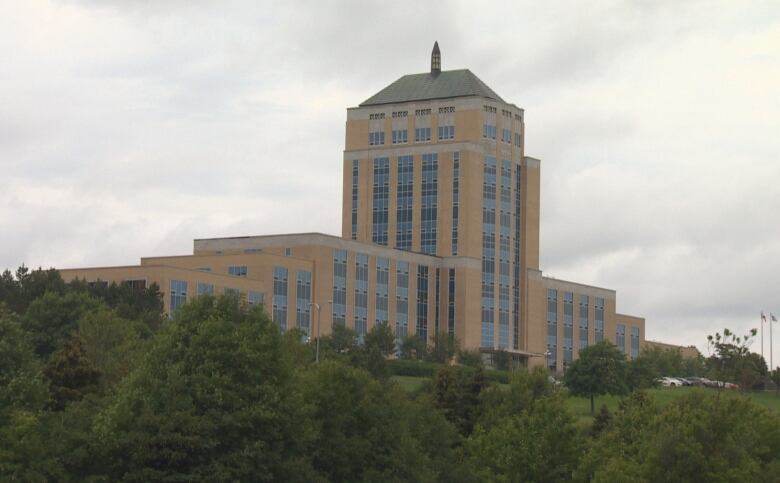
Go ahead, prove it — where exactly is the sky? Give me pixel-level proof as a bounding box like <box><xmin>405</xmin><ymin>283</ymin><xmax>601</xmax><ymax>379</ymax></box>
<box><xmin>1</xmin><ymin>0</ymin><xmax>779</xmax><ymax>358</ymax></box>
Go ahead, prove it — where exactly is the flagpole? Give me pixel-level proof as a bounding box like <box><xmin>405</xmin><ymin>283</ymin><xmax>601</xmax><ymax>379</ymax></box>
<box><xmin>761</xmin><ymin>312</ymin><xmax>765</xmax><ymax>363</ymax></box>
<box><xmin>771</xmin><ymin>314</ymin><xmax>774</xmax><ymax>371</ymax></box>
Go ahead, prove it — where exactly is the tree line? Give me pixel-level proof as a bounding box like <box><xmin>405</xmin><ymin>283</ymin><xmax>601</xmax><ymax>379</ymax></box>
<box><xmin>1</xmin><ymin>266</ymin><xmax>779</xmax><ymax>482</ymax></box>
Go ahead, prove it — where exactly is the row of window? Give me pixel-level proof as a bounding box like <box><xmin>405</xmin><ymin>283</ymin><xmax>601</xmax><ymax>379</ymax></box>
<box><xmin>369</xmin><ymin>126</ymin><xmax>458</xmax><ymax>145</ymax></box>
<box><xmin>169</xmin><ymin>279</ymin><xmax>264</xmax><ymax>315</ymax></box>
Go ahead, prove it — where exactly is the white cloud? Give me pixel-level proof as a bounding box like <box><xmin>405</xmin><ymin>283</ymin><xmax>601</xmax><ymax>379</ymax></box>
<box><xmin>1</xmin><ymin>0</ymin><xmax>779</xmax><ymax>356</ymax></box>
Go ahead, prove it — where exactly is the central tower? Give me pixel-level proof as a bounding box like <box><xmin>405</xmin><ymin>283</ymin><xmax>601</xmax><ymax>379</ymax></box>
<box><xmin>341</xmin><ymin>42</ymin><xmax>541</xmax><ymax>352</ymax></box>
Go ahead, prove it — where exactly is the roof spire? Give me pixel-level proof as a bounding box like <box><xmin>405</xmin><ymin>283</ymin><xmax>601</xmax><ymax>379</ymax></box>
<box><xmin>431</xmin><ymin>41</ymin><xmax>441</xmax><ymax>75</ymax></box>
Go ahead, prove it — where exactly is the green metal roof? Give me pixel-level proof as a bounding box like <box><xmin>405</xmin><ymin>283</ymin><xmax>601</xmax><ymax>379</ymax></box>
<box><xmin>359</xmin><ymin>69</ymin><xmax>504</xmax><ymax>106</ymax></box>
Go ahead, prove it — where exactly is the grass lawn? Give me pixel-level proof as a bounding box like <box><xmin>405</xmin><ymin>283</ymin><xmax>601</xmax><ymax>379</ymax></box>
<box><xmin>392</xmin><ymin>375</ymin><xmax>780</xmax><ymax>426</ymax></box>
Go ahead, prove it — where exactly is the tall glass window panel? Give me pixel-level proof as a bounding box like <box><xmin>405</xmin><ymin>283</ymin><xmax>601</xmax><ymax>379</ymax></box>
<box><xmin>420</xmin><ymin>154</ymin><xmax>438</xmax><ymax>255</ymax></box>
<box><xmin>332</xmin><ymin>249</ymin><xmax>348</xmax><ymax>326</ymax></box>
<box><xmin>375</xmin><ymin>257</ymin><xmax>389</xmax><ymax>327</ymax></box>
<box><xmin>416</xmin><ymin>265</ymin><xmax>428</xmax><ymax>342</ymax></box>
<box><xmin>396</xmin><ymin>261</ymin><xmax>409</xmax><ymax>344</ymax></box>
<box><xmin>296</xmin><ymin>271</ymin><xmax>312</xmax><ymax>336</ymax></box>
<box><xmin>273</xmin><ymin>267</ymin><xmax>288</xmax><ymax>331</ymax></box>
<box><xmin>547</xmin><ymin>288</ymin><xmax>558</xmax><ymax>369</ymax></box>
<box><xmin>170</xmin><ymin>280</ymin><xmax>187</xmax><ymax>315</ymax></box>
<box><xmin>354</xmin><ymin>253</ymin><xmax>369</xmax><ymax>342</ymax></box>
<box><xmin>579</xmin><ymin>295</ymin><xmax>589</xmax><ymax>349</ymax></box>
<box><xmin>396</xmin><ymin>155</ymin><xmax>414</xmax><ymax>250</ymax></box>
<box><xmin>372</xmin><ymin>157</ymin><xmax>390</xmax><ymax>246</ymax></box>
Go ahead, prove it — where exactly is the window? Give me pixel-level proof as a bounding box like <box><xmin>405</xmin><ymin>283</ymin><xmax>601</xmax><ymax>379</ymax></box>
<box><xmin>448</xmin><ymin>268</ymin><xmax>456</xmax><ymax>338</ymax></box>
<box><xmin>351</xmin><ymin>160</ymin><xmax>359</xmax><ymax>240</ymax></box>
<box><xmin>396</xmin><ymin>155</ymin><xmax>414</xmax><ymax>251</ymax></box>
<box><xmin>285</xmin><ymin>248</ymin><xmax>292</xmax><ymax>257</ymax></box>
<box><xmin>501</xmin><ymin>128</ymin><xmax>511</xmax><ymax>144</ymax></box>
<box><xmin>354</xmin><ymin>253</ymin><xmax>369</xmax><ymax>343</ymax></box>
<box><xmin>547</xmin><ymin>288</ymin><xmax>558</xmax><ymax>369</ymax></box>
<box><xmin>224</xmin><ymin>287</ymin><xmax>240</xmax><ymax>298</ymax></box>
<box><xmin>481</xmin><ymin>156</ymin><xmax>497</xmax><ymax>348</ymax></box>
<box><xmin>451</xmin><ymin>152</ymin><xmax>459</xmax><ymax>255</ymax></box>
<box><xmin>579</xmin><ymin>295</ymin><xmax>589</xmax><ymax>349</ymax></box>
<box><xmin>392</xmin><ymin>129</ymin><xmax>407</xmax><ymax>144</ymax></box>
<box><xmin>563</xmin><ymin>292</ymin><xmax>573</xmax><ymax>367</ymax></box>
<box><xmin>369</xmin><ymin>130</ymin><xmax>385</xmax><ymax>146</ymax></box>
<box><xmin>273</xmin><ymin>267</ymin><xmax>288</xmax><ymax>331</ymax></box>
<box><xmin>482</xmin><ymin>123</ymin><xmax>497</xmax><ymax>139</ymax></box>
<box><xmin>248</xmin><ymin>291</ymin><xmax>264</xmax><ymax>305</ymax></box>
<box><xmin>415</xmin><ymin>127</ymin><xmax>431</xmax><ymax>142</ymax></box>
<box><xmin>438</xmin><ymin>125</ymin><xmax>454</xmax><ymax>140</ymax></box>
<box><xmin>417</xmin><ymin>265</ymin><xmax>428</xmax><ymax>342</ymax></box>
<box><xmin>396</xmin><ymin>261</ymin><xmax>409</xmax><ymax>344</ymax></box>
<box><xmin>616</xmin><ymin>324</ymin><xmax>626</xmax><ymax>353</ymax></box>
<box><xmin>421</xmin><ymin>154</ymin><xmax>438</xmax><ymax>255</ymax></box>
<box><xmin>123</xmin><ymin>279</ymin><xmax>146</xmax><ymax>290</ymax></box>
<box><xmin>372</xmin><ymin>157</ymin><xmax>390</xmax><ymax>246</ymax></box>
<box><xmin>170</xmin><ymin>280</ymin><xmax>187</xmax><ymax>315</ymax></box>
<box><xmin>514</xmin><ymin>132</ymin><xmax>522</xmax><ymax>147</ymax></box>
<box><xmin>296</xmin><ymin>271</ymin><xmax>312</xmax><ymax>336</ymax></box>
<box><xmin>631</xmin><ymin>327</ymin><xmax>640</xmax><ymax>360</ymax></box>
<box><xmin>512</xmin><ymin>165</ymin><xmax>522</xmax><ymax>350</ymax></box>
<box><xmin>332</xmin><ymin>249</ymin><xmax>347</xmax><ymax>327</ymax></box>
<box><xmin>376</xmin><ymin>257</ymin><xmax>389</xmax><ymax>327</ymax></box>
<box><xmin>197</xmin><ymin>282</ymin><xmax>214</xmax><ymax>295</ymax></box>
<box><xmin>228</xmin><ymin>265</ymin><xmax>247</xmax><ymax>277</ymax></box>
<box><xmin>595</xmin><ymin>297</ymin><xmax>605</xmax><ymax>342</ymax></box>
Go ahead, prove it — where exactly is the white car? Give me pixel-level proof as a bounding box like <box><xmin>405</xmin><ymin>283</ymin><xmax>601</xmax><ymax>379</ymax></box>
<box><xmin>659</xmin><ymin>376</ymin><xmax>685</xmax><ymax>387</ymax></box>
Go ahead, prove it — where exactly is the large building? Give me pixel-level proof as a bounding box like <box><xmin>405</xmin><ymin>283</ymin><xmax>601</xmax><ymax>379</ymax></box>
<box><xmin>61</xmin><ymin>43</ymin><xmax>645</xmax><ymax>371</ymax></box>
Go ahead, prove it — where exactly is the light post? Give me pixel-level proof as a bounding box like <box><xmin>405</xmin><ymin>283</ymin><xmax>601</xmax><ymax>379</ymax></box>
<box><xmin>309</xmin><ymin>302</ymin><xmax>322</xmax><ymax>364</ymax></box>
<box><xmin>309</xmin><ymin>300</ymin><xmax>333</xmax><ymax>364</ymax></box>
<box><xmin>545</xmin><ymin>349</ymin><xmax>552</xmax><ymax>372</ymax></box>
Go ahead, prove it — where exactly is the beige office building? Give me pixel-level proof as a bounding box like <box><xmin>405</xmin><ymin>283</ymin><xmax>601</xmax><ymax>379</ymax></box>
<box><xmin>61</xmin><ymin>43</ymin><xmax>645</xmax><ymax>371</ymax></box>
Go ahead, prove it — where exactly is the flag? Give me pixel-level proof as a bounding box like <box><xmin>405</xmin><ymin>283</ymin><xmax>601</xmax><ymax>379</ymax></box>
<box><xmin>762</xmin><ymin>311</ymin><xmax>767</xmax><ymax>322</ymax></box>
<box><xmin>772</xmin><ymin>313</ymin><xmax>778</xmax><ymax>322</ymax></box>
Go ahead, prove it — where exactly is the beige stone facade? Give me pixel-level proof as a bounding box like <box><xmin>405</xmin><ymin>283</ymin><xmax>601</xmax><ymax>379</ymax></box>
<box><xmin>59</xmin><ymin>45</ymin><xmax>649</xmax><ymax>372</ymax></box>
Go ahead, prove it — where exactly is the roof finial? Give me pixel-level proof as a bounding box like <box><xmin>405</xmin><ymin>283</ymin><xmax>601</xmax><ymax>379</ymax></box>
<box><xmin>431</xmin><ymin>41</ymin><xmax>441</xmax><ymax>75</ymax></box>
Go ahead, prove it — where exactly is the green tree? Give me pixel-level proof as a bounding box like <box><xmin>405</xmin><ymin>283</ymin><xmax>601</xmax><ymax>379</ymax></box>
<box><xmin>363</xmin><ymin>321</ymin><xmax>396</xmax><ymax>356</ymax></box>
<box><xmin>476</xmin><ymin>366</ymin><xmax>554</xmax><ymax>430</ymax></box>
<box><xmin>44</xmin><ymin>336</ymin><xmax>101</xmax><ymax>410</ymax></box>
<box><xmin>564</xmin><ymin>341</ymin><xmax>628</xmax><ymax>414</ymax></box>
<box><xmin>462</xmin><ymin>391</ymin><xmax>582</xmax><ymax>482</ymax></box>
<box><xmin>427</xmin><ymin>333</ymin><xmax>458</xmax><ymax>363</ymax></box>
<box><xmin>0</xmin><ymin>266</ymin><xmax>67</xmax><ymax>315</ymax></box>
<box><xmin>457</xmin><ymin>348</ymin><xmax>484</xmax><ymax>368</ymax></box>
<box><xmin>301</xmin><ymin>361</ymin><xmax>449</xmax><ymax>482</ymax></box>
<box><xmin>432</xmin><ymin>365</ymin><xmax>489</xmax><ymax>436</ymax></box>
<box><xmin>400</xmin><ymin>334</ymin><xmax>428</xmax><ymax>360</ymax></box>
<box><xmin>706</xmin><ymin>328</ymin><xmax>766</xmax><ymax>390</ymax></box>
<box><xmin>22</xmin><ymin>291</ymin><xmax>101</xmax><ymax>358</ymax></box>
<box><xmin>492</xmin><ymin>348</ymin><xmax>511</xmax><ymax>371</ymax></box>
<box><xmin>95</xmin><ymin>296</ymin><xmax>312</xmax><ymax>482</ymax></box>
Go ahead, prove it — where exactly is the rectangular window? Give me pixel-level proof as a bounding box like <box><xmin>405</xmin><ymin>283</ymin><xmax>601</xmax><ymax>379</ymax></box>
<box><xmin>595</xmin><ymin>297</ymin><xmax>605</xmax><ymax>342</ymax></box>
<box><xmin>481</xmin><ymin>156</ymin><xmax>497</xmax><ymax>348</ymax></box>
<box><xmin>375</xmin><ymin>257</ymin><xmax>389</xmax><ymax>327</ymax></box>
<box><xmin>396</xmin><ymin>261</ymin><xmax>409</xmax><ymax>344</ymax></box>
<box><xmin>354</xmin><ymin>253</ymin><xmax>369</xmax><ymax>342</ymax></box>
<box><xmin>351</xmin><ymin>160</ymin><xmax>359</xmax><ymax>240</ymax></box>
<box><xmin>372</xmin><ymin>157</ymin><xmax>390</xmax><ymax>246</ymax></box>
<box><xmin>514</xmin><ymin>132</ymin><xmax>522</xmax><ymax>147</ymax></box>
<box><xmin>228</xmin><ymin>265</ymin><xmax>247</xmax><ymax>277</ymax></box>
<box><xmin>631</xmin><ymin>326</ymin><xmax>640</xmax><ymax>360</ymax></box>
<box><xmin>437</xmin><ymin>125</ymin><xmax>454</xmax><ymax>140</ymax></box>
<box><xmin>273</xmin><ymin>267</ymin><xmax>288</xmax><ymax>331</ymax></box>
<box><xmin>197</xmin><ymin>282</ymin><xmax>214</xmax><ymax>295</ymax></box>
<box><xmin>416</xmin><ymin>265</ymin><xmax>428</xmax><ymax>342</ymax></box>
<box><xmin>415</xmin><ymin>127</ymin><xmax>431</xmax><ymax>142</ymax></box>
<box><xmin>123</xmin><ymin>279</ymin><xmax>146</xmax><ymax>290</ymax></box>
<box><xmin>451</xmin><ymin>152</ymin><xmax>460</xmax><ymax>255</ymax></box>
<box><xmin>296</xmin><ymin>271</ymin><xmax>312</xmax><ymax>336</ymax></box>
<box><xmin>512</xmin><ymin>165</ymin><xmax>522</xmax><ymax>350</ymax></box>
<box><xmin>170</xmin><ymin>279</ymin><xmax>188</xmax><ymax>315</ymax></box>
<box><xmin>579</xmin><ymin>295</ymin><xmax>589</xmax><ymax>349</ymax></box>
<box><xmin>369</xmin><ymin>131</ymin><xmax>385</xmax><ymax>146</ymax></box>
<box><xmin>616</xmin><ymin>324</ymin><xmax>626</xmax><ymax>353</ymax></box>
<box><xmin>501</xmin><ymin>128</ymin><xmax>511</xmax><ymax>144</ymax></box>
<box><xmin>420</xmin><ymin>153</ymin><xmax>438</xmax><ymax>255</ymax></box>
<box><xmin>396</xmin><ymin>155</ymin><xmax>414</xmax><ymax>251</ymax></box>
<box><xmin>248</xmin><ymin>291</ymin><xmax>264</xmax><ymax>305</ymax></box>
<box><xmin>392</xmin><ymin>129</ymin><xmax>407</xmax><ymax>144</ymax></box>
<box><xmin>498</xmin><ymin>160</ymin><xmax>511</xmax><ymax>350</ymax></box>
<box><xmin>332</xmin><ymin>249</ymin><xmax>347</xmax><ymax>326</ymax></box>
<box><xmin>448</xmin><ymin>268</ymin><xmax>456</xmax><ymax>338</ymax></box>
<box><xmin>224</xmin><ymin>287</ymin><xmax>240</xmax><ymax>298</ymax></box>
<box><xmin>563</xmin><ymin>292</ymin><xmax>573</xmax><ymax>367</ymax></box>
<box><xmin>547</xmin><ymin>288</ymin><xmax>558</xmax><ymax>369</ymax></box>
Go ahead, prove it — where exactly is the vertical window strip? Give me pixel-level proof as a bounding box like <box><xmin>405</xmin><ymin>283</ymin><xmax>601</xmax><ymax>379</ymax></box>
<box><xmin>332</xmin><ymin>249</ymin><xmax>347</xmax><ymax>326</ymax></box>
<box><xmin>296</xmin><ymin>271</ymin><xmax>312</xmax><ymax>336</ymax></box>
<box><xmin>451</xmin><ymin>152</ymin><xmax>459</xmax><ymax>255</ymax></box>
<box><xmin>447</xmin><ymin>269</ymin><xmax>456</xmax><ymax>338</ymax></box>
<box><xmin>375</xmin><ymin>257</ymin><xmax>389</xmax><ymax>326</ymax></box>
<box><xmin>547</xmin><ymin>288</ymin><xmax>558</xmax><ymax>369</ymax></box>
<box><xmin>396</xmin><ymin>261</ymin><xmax>409</xmax><ymax>345</ymax></box>
<box><xmin>481</xmin><ymin>156</ymin><xmax>497</xmax><ymax>348</ymax></box>
<box><xmin>512</xmin><ymin>166</ymin><xmax>521</xmax><ymax>350</ymax></box>
<box><xmin>395</xmin><ymin>155</ymin><xmax>414</xmax><ymax>250</ymax></box>
<box><xmin>595</xmin><ymin>297</ymin><xmax>605</xmax><ymax>342</ymax></box>
<box><xmin>170</xmin><ymin>279</ymin><xmax>188</xmax><ymax>315</ymax></box>
<box><xmin>421</xmin><ymin>154</ymin><xmax>438</xmax><ymax>255</ymax></box>
<box><xmin>371</xmin><ymin>157</ymin><xmax>390</xmax><ymax>246</ymax></box>
<box><xmin>416</xmin><ymin>265</ymin><xmax>428</xmax><ymax>342</ymax></box>
<box><xmin>563</xmin><ymin>292</ymin><xmax>574</xmax><ymax>367</ymax></box>
<box><xmin>273</xmin><ymin>267</ymin><xmax>288</xmax><ymax>332</ymax></box>
<box><xmin>579</xmin><ymin>295</ymin><xmax>589</xmax><ymax>349</ymax></box>
<box><xmin>498</xmin><ymin>160</ymin><xmax>511</xmax><ymax>349</ymax></box>
<box><xmin>354</xmin><ymin>253</ymin><xmax>369</xmax><ymax>342</ymax></box>
<box><xmin>351</xmin><ymin>160</ymin><xmax>359</xmax><ymax>240</ymax></box>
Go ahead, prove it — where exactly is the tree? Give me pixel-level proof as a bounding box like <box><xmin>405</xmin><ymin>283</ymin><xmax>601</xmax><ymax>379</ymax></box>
<box><xmin>44</xmin><ymin>336</ymin><xmax>100</xmax><ymax>410</ymax></box>
<box><xmin>22</xmin><ymin>291</ymin><xmax>101</xmax><ymax>358</ymax></box>
<box><xmin>457</xmin><ymin>348</ymin><xmax>484</xmax><ymax>368</ymax></box>
<box><xmin>492</xmin><ymin>348</ymin><xmax>511</xmax><ymax>371</ymax></box>
<box><xmin>95</xmin><ymin>295</ymin><xmax>312</xmax><ymax>482</ymax></box>
<box><xmin>564</xmin><ymin>341</ymin><xmax>628</xmax><ymax>414</ymax></box>
<box><xmin>427</xmin><ymin>333</ymin><xmax>458</xmax><ymax>363</ymax></box>
<box><xmin>706</xmin><ymin>328</ymin><xmax>766</xmax><ymax>390</ymax></box>
<box><xmin>400</xmin><ymin>334</ymin><xmax>428</xmax><ymax>360</ymax></box>
<box><xmin>363</xmin><ymin>321</ymin><xmax>396</xmax><ymax>356</ymax></box>
<box><xmin>431</xmin><ymin>365</ymin><xmax>489</xmax><ymax>436</ymax></box>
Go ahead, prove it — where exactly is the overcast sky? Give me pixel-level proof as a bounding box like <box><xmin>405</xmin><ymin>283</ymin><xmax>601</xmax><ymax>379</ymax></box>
<box><xmin>2</xmin><ymin>0</ymin><xmax>779</xmax><ymax>358</ymax></box>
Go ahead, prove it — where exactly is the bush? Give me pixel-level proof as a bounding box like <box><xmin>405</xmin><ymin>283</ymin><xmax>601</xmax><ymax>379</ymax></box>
<box><xmin>387</xmin><ymin>359</ymin><xmax>441</xmax><ymax>378</ymax></box>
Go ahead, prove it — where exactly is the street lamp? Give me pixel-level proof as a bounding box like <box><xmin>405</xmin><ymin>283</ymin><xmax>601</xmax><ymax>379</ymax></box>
<box><xmin>309</xmin><ymin>300</ymin><xmax>333</xmax><ymax>364</ymax></box>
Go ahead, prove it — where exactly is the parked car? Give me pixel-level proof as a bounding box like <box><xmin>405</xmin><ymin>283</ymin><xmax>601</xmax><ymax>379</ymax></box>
<box><xmin>685</xmin><ymin>377</ymin><xmax>707</xmax><ymax>386</ymax></box>
<box><xmin>724</xmin><ymin>382</ymin><xmax>739</xmax><ymax>390</ymax></box>
<box><xmin>659</xmin><ymin>377</ymin><xmax>684</xmax><ymax>387</ymax></box>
